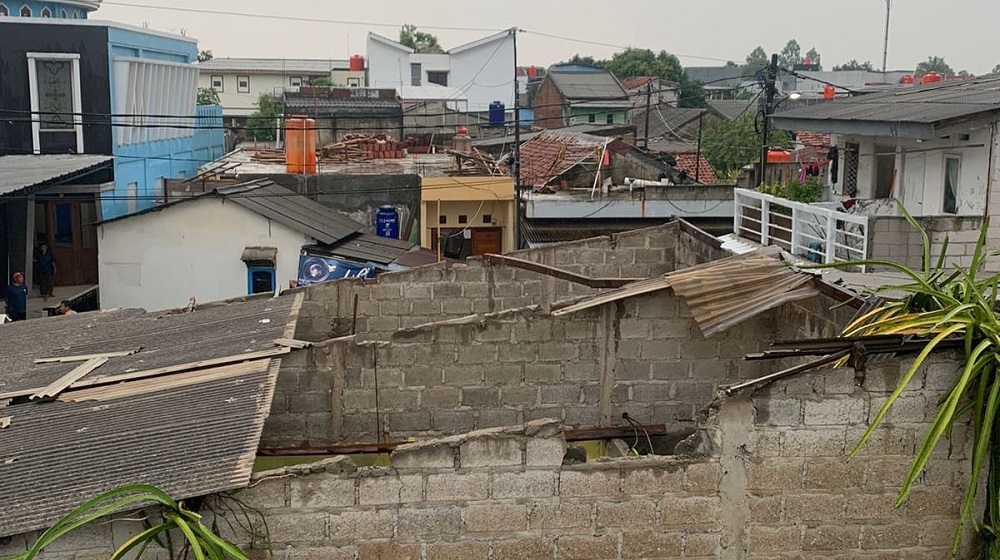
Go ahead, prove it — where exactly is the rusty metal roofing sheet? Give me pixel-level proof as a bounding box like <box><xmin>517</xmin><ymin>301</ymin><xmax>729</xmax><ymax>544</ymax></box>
<box><xmin>773</xmin><ymin>75</ymin><xmax>1000</xmax><ymax>125</ymax></box>
<box><xmin>518</xmin><ymin>130</ymin><xmax>606</xmax><ymax>188</ymax></box>
<box><xmin>552</xmin><ymin>249</ymin><xmax>819</xmax><ymax>337</ymax></box>
<box><xmin>0</xmin><ymin>359</ymin><xmax>279</xmax><ymax>538</ymax></box>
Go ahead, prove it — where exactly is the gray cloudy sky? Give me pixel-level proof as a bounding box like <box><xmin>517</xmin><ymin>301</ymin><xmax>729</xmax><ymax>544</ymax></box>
<box><xmin>100</xmin><ymin>0</ymin><xmax>1000</xmax><ymax>74</ymax></box>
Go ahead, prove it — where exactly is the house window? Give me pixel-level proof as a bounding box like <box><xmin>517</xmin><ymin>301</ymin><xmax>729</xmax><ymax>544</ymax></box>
<box><xmin>211</xmin><ymin>75</ymin><xmax>224</xmax><ymax>91</ymax></box>
<box><xmin>587</xmin><ymin>113</ymin><xmax>596</xmax><ymax>124</ymax></box>
<box><xmin>482</xmin><ymin>214</ymin><xmax>492</xmax><ymax>224</ymax></box>
<box><xmin>458</xmin><ymin>215</ymin><xmax>468</xmax><ymax>224</ymax></box>
<box><xmin>427</xmin><ymin>71</ymin><xmax>449</xmax><ymax>87</ymax></box>
<box><xmin>72</xmin><ymin>9</ymin><xmax>78</xmax><ymax>18</ymax></box>
<box><xmin>347</xmin><ymin>77</ymin><xmax>361</xmax><ymax>87</ymax></box>
<box><xmin>237</xmin><ymin>75</ymin><xmax>250</xmax><ymax>93</ymax></box>
<box><xmin>873</xmin><ymin>145</ymin><xmax>895</xmax><ymax>199</ymax></box>
<box><xmin>606</xmin><ymin>113</ymin><xmax>614</xmax><ymax>124</ymax></box>
<box><xmin>248</xmin><ymin>268</ymin><xmax>276</xmax><ymax>295</ymax></box>
<box><xmin>126</xmin><ymin>182</ymin><xmax>138</xmax><ymax>214</ymax></box>
<box><xmin>27</xmin><ymin>52</ymin><xmax>83</xmax><ymax>154</ymax></box>
<box><xmin>290</xmin><ymin>76</ymin><xmax>303</xmax><ymax>87</ymax></box>
<box><xmin>410</xmin><ymin>63</ymin><xmax>422</xmax><ymax>86</ymax></box>
<box><xmin>944</xmin><ymin>155</ymin><xmax>961</xmax><ymax>214</ymax></box>
<box><xmin>20</xmin><ymin>4</ymin><xmax>30</xmax><ymax>16</ymax></box>
<box><xmin>843</xmin><ymin>143</ymin><xmax>860</xmax><ymax>197</ymax></box>
<box><xmin>60</xmin><ymin>9</ymin><xmax>67</xmax><ymax>17</ymax></box>
<box><xmin>0</xmin><ymin>5</ymin><xmax>10</xmax><ymax>16</ymax></box>
<box><xmin>439</xmin><ymin>215</ymin><xmax>447</xmax><ymax>225</ymax></box>
<box><xmin>40</xmin><ymin>6</ymin><xmax>51</xmax><ymax>17</ymax></box>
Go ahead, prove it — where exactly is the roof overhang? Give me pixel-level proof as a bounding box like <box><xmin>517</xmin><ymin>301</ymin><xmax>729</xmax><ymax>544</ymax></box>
<box><xmin>0</xmin><ymin>155</ymin><xmax>113</xmax><ymax>199</ymax></box>
<box><xmin>367</xmin><ymin>32</ymin><xmax>413</xmax><ymax>54</ymax></box>
<box><xmin>771</xmin><ymin>116</ymin><xmax>937</xmax><ymax>140</ymax></box>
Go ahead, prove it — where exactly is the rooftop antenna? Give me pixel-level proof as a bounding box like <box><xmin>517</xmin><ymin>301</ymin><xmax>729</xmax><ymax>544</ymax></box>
<box><xmin>882</xmin><ymin>0</ymin><xmax>891</xmax><ymax>73</ymax></box>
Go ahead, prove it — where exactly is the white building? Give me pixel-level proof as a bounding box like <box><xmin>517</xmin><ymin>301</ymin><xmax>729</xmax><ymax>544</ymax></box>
<box><xmin>366</xmin><ymin>30</ymin><xmax>514</xmax><ymax>112</ymax></box>
<box><xmin>196</xmin><ymin>58</ymin><xmax>366</xmax><ymax>118</ymax></box>
<box><xmin>733</xmin><ymin>76</ymin><xmax>1000</xmax><ymax>272</ymax></box>
<box><xmin>96</xmin><ymin>179</ymin><xmax>413</xmax><ymax>311</ymax></box>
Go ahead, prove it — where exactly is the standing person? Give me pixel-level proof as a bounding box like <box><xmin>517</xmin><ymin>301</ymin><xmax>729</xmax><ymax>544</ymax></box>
<box><xmin>35</xmin><ymin>243</ymin><xmax>56</xmax><ymax>300</ymax></box>
<box><xmin>5</xmin><ymin>272</ymin><xmax>28</xmax><ymax>322</ymax></box>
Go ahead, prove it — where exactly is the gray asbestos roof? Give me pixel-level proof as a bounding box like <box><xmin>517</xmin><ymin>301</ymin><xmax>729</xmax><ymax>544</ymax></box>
<box><xmin>100</xmin><ymin>179</ymin><xmax>365</xmax><ymax>246</ymax></box>
<box><xmin>0</xmin><ymin>155</ymin><xmax>112</xmax><ymax>197</ymax></box>
<box><xmin>0</xmin><ymin>295</ymin><xmax>300</xmax><ymax>538</ymax></box>
<box><xmin>549</xmin><ymin>71</ymin><xmax>629</xmax><ymax>101</ymax></box>
<box><xmin>772</xmin><ymin>76</ymin><xmax>1000</xmax><ymax>136</ymax></box>
<box><xmin>197</xmin><ymin>57</ymin><xmax>349</xmax><ymax>74</ymax></box>
<box><xmin>633</xmin><ymin>104</ymin><xmax>705</xmax><ymax>140</ymax></box>
<box><xmin>707</xmin><ymin>99</ymin><xmax>755</xmax><ymax>122</ymax></box>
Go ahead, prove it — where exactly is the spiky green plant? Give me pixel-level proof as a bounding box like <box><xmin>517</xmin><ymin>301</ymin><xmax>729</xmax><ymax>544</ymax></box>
<box><xmin>3</xmin><ymin>485</ymin><xmax>251</xmax><ymax>560</ymax></box>
<box><xmin>809</xmin><ymin>205</ymin><xmax>1000</xmax><ymax>556</ymax></box>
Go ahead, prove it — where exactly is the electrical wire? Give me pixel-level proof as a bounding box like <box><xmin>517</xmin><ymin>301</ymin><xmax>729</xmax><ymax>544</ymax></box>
<box><xmin>519</xmin><ymin>29</ymin><xmax>734</xmax><ymax>64</ymax></box>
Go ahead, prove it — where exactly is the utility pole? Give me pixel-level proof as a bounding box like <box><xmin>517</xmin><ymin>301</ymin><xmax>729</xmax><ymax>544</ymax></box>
<box><xmin>758</xmin><ymin>53</ymin><xmax>779</xmax><ymax>188</ymax></box>
<box><xmin>512</xmin><ymin>27</ymin><xmax>522</xmax><ymax>250</ymax></box>
<box><xmin>695</xmin><ymin>110</ymin><xmax>704</xmax><ymax>183</ymax></box>
<box><xmin>882</xmin><ymin>0</ymin><xmax>892</xmax><ymax>73</ymax></box>
<box><xmin>642</xmin><ymin>80</ymin><xmax>652</xmax><ymax>149</ymax></box>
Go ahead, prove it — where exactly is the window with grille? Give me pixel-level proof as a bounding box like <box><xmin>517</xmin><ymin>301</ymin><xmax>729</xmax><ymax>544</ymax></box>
<box><xmin>844</xmin><ymin>143</ymin><xmax>860</xmax><ymax>197</ymax></box>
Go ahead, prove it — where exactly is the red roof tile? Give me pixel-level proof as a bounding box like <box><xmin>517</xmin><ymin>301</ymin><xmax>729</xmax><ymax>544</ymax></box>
<box><xmin>619</xmin><ymin>76</ymin><xmax>654</xmax><ymax>91</ymax></box>
<box><xmin>518</xmin><ymin>130</ymin><xmax>606</xmax><ymax>188</ymax></box>
<box><xmin>796</xmin><ymin>131</ymin><xmax>831</xmax><ymax>148</ymax></box>
<box><xmin>669</xmin><ymin>152</ymin><xmax>718</xmax><ymax>184</ymax></box>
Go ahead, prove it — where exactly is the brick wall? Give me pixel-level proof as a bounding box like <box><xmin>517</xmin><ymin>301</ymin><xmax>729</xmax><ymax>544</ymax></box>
<box><xmin>293</xmin><ymin>222</ymin><xmax>722</xmax><ymax>343</ymax></box>
<box><xmin>533</xmin><ymin>77</ymin><xmax>566</xmax><ymax>129</ymax></box>
<box><xmin>266</xmin><ymin>288</ymin><xmax>779</xmax><ymax>448</ymax></box>
<box><xmin>13</xmin><ymin>364</ymin><xmax>977</xmax><ymax>559</ymax></box>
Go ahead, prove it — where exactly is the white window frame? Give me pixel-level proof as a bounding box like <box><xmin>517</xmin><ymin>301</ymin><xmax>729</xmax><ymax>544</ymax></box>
<box><xmin>40</xmin><ymin>6</ymin><xmax>51</xmax><ymax>17</ymax></box>
<box><xmin>347</xmin><ymin>77</ymin><xmax>361</xmax><ymax>88</ymax></box>
<box><xmin>0</xmin><ymin>4</ymin><xmax>9</xmax><ymax>16</ymax></box>
<box><xmin>27</xmin><ymin>52</ymin><xmax>84</xmax><ymax>154</ymax></box>
<box><xmin>289</xmin><ymin>76</ymin><xmax>303</xmax><ymax>87</ymax></box>
<box><xmin>943</xmin><ymin>154</ymin><xmax>961</xmax><ymax>214</ymax></box>
<box><xmin>60</xmin><ymin>8</ymin><xmax>67</xmax><ymax>18</ymax></box>
<box><xmin>19</xmin><ymin>4</ymin><xmax>30</xmax><ymax>16</ymax></box>
<box><xmin>211</xmin><ymin>74</ymin><xmax>224</xmax><ymax>91</ymax></box>
<box><xmin>237</xmin><ymin>75</ymin><xmax>250</xmax><ymax>93</ymax></box>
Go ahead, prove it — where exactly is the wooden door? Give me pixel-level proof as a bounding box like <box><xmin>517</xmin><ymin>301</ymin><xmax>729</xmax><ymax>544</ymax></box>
<box><xmin>471</xmin><ymin>227</ymin><xmax>503</xmax><ymax>256</ymax></box>
<box><xmin>45</xmin><ymin>200</ymin><xmax>99</xmax><ymax>286</ymax></box>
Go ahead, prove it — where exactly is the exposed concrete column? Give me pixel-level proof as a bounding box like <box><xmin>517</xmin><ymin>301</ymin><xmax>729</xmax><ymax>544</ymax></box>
<box><xmin>716</xmin><ymin>396</ymin><xmax>752</xmax><ymax>560</ymax></box>
<box><xmin>597</xmin><ymin>303</ymin><xmax>619</xmax><ymax>427</ymax></box>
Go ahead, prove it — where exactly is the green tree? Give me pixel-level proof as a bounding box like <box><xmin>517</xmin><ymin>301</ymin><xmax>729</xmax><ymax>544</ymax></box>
<box><xmin>197</xmin><ymin>87</ymin><xmax>220</xmax><ymax>105</ymax></box>
<box><xmin>915</xmin><ymin>55</ymin><xmax>955</xmax><ymax>75</ymax></box>
<box><xmin>833</xmin><ymin>59</ymin><xmax>875</xmax><ymax>71</ymax></box>
<box><xmin>744</xmin><ymin>46</ymin><xmax>769</xmax><ymax>78</ymax></box>
<box><xmin>701</xmin><ymin>112</ymin><xmax>790</xmax><ymax>178</ymax></box>
<box><xmin>560</xmin><ymin>54</ymin><xmax>604</xmax><ymax>67</ymax></box>
<box><xmin>603</xmin><ymin>48</ymin><xmax>705</xmax><ymax>108</ymax></box>
<box><xmin>993</xmin><ymin>63</ymin><xmax>1000</xmax><ymax>75</ymax></box>
<box><xmin>197</xmin><ymin>50</ymin><xmax>213</xmax><ymax>63</ymax></box>
<box><xmin>399</xmin><ymin>24</ymin><xmax>442</xmax><ymax>53</ymax></box>
<box><xmin>310</xmin><ymin>77</ymin><xmax>334</xmax><ymax>86</ymax></box>
<box><xmin>805</xmin><ymin>47</ymin><xmax>822</xmax><ymax>69</ymax></box>
<box><xmin>778</xmin><ymin>39</ymin><xmax>801</xmax><ymax>68</ymax></box>
<box><xmin>246</xmin><ymin>93</ymin><xmax>282</xmax><ymax>142</ymax></box>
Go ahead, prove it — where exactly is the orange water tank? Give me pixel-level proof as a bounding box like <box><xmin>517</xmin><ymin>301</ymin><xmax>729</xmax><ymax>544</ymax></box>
<box><xmin>767</xmin><ymin>150</ymin><xmax>792</xmax><ymax>163</ymax></box>
<box><xmin>922</xmin><ymin>71</ymin><xmax>943</xmax><ymax>84</ymax></box>
<box><xmin>900</xmin><ymin>74</ymin><xmax>914</xmax><ymax>84</ymax></box>
<box><xmin>285</xmin><ymin>116</ymin><xmax>317</xmax><ymax>174</ymax></box>
<box><xmin>350</xmin><ymin>55</ymin><xmax>365</xmax><ymax>72</ymax></box>
<box><xmin>823</xmin><ymin>84</ymin><xmax>836</xmax><ymax>100</ymax></box>
<box><xmin>528</xmin><ymin>66</ymin><xmax>538</xmax><ymax>79</ymax></box>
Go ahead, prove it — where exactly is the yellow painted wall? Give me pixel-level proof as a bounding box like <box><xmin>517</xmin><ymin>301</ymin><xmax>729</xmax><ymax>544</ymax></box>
<box><xmin>421</xmin><ymin>198</ymin><xmax>516</xmax><ymax>254</ymax></box>
<box><xmin>421</xmin><ymin>176</ymin><xmax>516</xmax><ymax>202</ymax></box>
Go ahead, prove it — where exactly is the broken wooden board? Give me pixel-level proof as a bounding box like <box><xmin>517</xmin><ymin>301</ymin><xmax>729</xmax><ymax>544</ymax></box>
<box><xmin>32</xmin><ymin>357</ymin><xmax>109</xmax><ymax>400</ymax></box>
<box><xmin>0</xmin><ymin>417</ymin><xmax>9</xmax><ymax>429</ymax></box>
<box><xmin>35</xmin><ymin>348</ymin><xmax>141</xmax><ymax>364</ymax></box>
<box><xmin>274</xmin><ymin>338</ymin><xmax>312</xmax><ymax>349</ymax></box>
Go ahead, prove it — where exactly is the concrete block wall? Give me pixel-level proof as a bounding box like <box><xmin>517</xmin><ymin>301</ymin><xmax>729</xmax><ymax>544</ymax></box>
<box><xmin>870</xmin><ymin>215</ymin><xmax>985</xmax><ymax>271</ymax></box>
<box><xmin>743</xmin><ymin>358</ymin><xmax>975</xmax><ymax>559</ymax></box>
<box><xmin>265</xmin><ymin>290</ymin><xmax>779</xmax><ymax>448</ymax></box>
<box><xmin>293</xmin><ymin>222</ymin><xmax>713</xmax><ymax>343</ymax></box>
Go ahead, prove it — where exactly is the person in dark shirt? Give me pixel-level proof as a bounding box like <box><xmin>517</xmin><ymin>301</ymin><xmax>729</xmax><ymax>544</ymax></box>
<box><xmin>35</xmin><ymin>243</ymin><xmax>56</xmax><ymax>300</ymax></box>
<box><xmin>5</xmin><ymin>272</ymin><xmax>28</xmax><ymax>322</ymax></box>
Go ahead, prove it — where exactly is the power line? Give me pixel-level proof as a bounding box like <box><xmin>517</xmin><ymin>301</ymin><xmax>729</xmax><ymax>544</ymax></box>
<box><xmin>101</xmin><ymin>1</ymin><xmax>506</xmax><ymax>33</ymax></box>
<box><xmin>518</xmin><ymin>29</ymin><xmax>734</xmax><ymax>64</ymax></box>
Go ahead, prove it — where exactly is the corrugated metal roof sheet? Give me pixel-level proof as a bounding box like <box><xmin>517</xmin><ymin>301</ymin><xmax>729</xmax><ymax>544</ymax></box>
<box><xmin>550</xmin><ymin>71</ymin><xmax>629</xmax><ymax>101</ymax></box>
<box><xmin>773</xmin><ymin>75</ymin><xmax>1000</xmax><ymax>125</ymax></box>
<box><xmin>196</xmin><ymin>57</ymin><xmax>349</xmax><ymax>74</ymax></box>
<box><xmin>633</xmin><ymin>105</ymin><xmax>704</xmax><ymax>140</ymax></box>
<box><xmin>0</xmin><ymin>155</ymin><xmax>112</xmax><ymax>197</ymax></box>
<box><xmin>707</xmin><ymin>99</ymin><xmax>755</xmax><ymax>121</ymax></box>
<box><xmin>284</xmin><ymin>95</ymin><xmax>403</xmax><ymax>114</ymax></box>
<box><xmin>552</xmin><ymin>249</ymin><xmax>818</xmax><ymax>337</ymax></box>
<box><xmin>303</xmin><ymin>232</ymin><xmax>415</xmax><ymax>266</ymax></box>
<box><xmin>0</xmin><ymin>295</ymin><xmax>300</xmax><ymax>538</ymax></box>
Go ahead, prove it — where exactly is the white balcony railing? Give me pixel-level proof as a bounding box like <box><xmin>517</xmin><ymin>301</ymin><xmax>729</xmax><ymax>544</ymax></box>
<box><xmin>734</xmin><ymin>188</ymin><xmax>869</xmax><ymax>270</ymax></box>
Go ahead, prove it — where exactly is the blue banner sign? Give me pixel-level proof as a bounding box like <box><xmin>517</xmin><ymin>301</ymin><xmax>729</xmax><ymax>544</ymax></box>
<box><xmin>297</xmin><ymin>253</ymin><xmax>375</xmax><ymax>285</ymax></box>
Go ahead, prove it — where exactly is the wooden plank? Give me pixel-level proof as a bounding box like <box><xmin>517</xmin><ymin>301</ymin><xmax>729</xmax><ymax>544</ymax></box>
<box><xmin>482</xmin><ymin>254</ymin><xmax>642</xmax><ymax>289</ymax></box>
<box><xmin>35</xmin><ymin>348</ymin><xmax>141</xmax><ymax>364</ymax></box>
<box><xmin>274</xmin><ymin>338</ymin><xmax>312</xmax><ymax>349</ymax></box>
<box><xmin>32</xmin><ymin>357</ymin><xmax>109</xmax><ymax>399</ymax></box>
<box><xmin>552</xmin><ymin>276</ymin><xmax>671</xmax><ymax>317</ymax></box>
<box><xmin>61</xmin><ymin>360</ymin><xmax>271</xmax><ymax>403</ymax></box>
<box><xmin>283</xmin><ymin>292</ymin><xmax>305</xmax><ymax>340</ymax></box>
<box><xmin>71</xmin><ymin>347</ymin><xmax>291</xmax><ymax>389</ymax></box>
<box><xmin>0</xmin><ymin>417</ymin><xmax>9</xmax><ymax>429</ymax></box>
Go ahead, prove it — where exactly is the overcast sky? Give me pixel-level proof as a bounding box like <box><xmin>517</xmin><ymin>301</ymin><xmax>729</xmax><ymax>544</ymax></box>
<box><xmin>99</xmin><ymin>0</ymin><xmax>1000</xmax><ymax>74</ymax></box>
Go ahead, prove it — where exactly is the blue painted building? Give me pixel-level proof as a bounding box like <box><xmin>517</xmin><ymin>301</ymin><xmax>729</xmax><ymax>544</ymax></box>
<box><xmin>0</xmin><ymin>0</ymin><xmax>99</xmax><ymax>19</ymax></box>
<box><xmin>0</xmin><ymin>13</ymin><xmax>225</xmax><ymax>291</ymax></box>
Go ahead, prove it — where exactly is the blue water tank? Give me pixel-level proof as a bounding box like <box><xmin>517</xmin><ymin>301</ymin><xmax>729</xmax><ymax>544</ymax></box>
<box><xmin>489</xmin><ymin>101</ymin><xmax>505</xmax><ymax>127</ymax></box>
<box><xmin>376</xmin><ymin>205</ymin><xmax>399</xmax><ymax>239</ymax></box>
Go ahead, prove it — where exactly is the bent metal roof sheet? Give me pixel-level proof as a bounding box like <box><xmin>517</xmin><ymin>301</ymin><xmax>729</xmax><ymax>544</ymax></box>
<box><xmin>0</xmin><ymin>294</ymin><xmax>302</xmax><ymax>538</ymax></box>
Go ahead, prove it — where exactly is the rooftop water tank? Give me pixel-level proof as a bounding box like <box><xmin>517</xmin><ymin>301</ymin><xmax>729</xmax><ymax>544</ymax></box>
<box><xmin>350</xmin><ymin>55</ymin><xmax>365</xmax><ymax>72</ymax></box>
<box><xmin>489</xmin><ymin>101</ymin><xmax>505</xmax><ymax>128</ymax></box>
<box><xmin>376</xmin><ymin>205</ymin><xmax>399</xmax><ymax>240</ymax></box>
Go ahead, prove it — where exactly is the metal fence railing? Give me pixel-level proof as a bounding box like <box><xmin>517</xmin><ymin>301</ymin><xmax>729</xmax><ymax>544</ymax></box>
<box><xmin>733</xmin><ymin>188</ymin><xmax>869</xmax><ymax>271</ymax></box>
